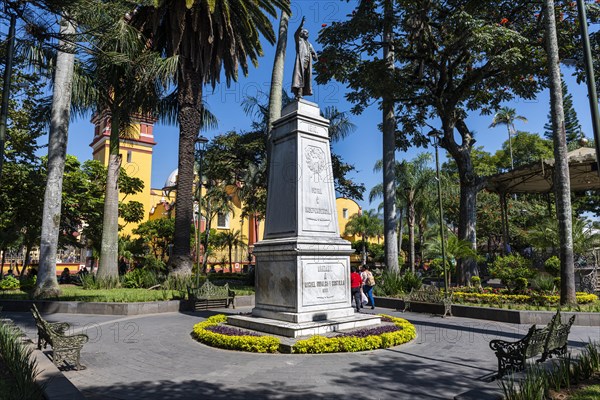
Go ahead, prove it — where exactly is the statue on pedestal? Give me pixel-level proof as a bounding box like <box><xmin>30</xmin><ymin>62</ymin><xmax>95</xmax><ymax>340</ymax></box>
<box><xmin>291</xmin><ymin>16</ymin><xmax>318</xmax><ymax>99</ymax></box>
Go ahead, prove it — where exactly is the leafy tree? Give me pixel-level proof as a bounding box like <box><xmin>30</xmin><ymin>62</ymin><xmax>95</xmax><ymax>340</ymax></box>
<box><xmin>344</xmin><ymin>210</ymin><xmax>383</xmax><ymax>265</ymax></box>
<box><xmin>132</xmin><ymin>218</ymin><xmax>175</xmax><ymax>263</ymax></box>
<box><xmin>318</xmin><ymin>1</ymin><xmax>553</xmax><ymax>282</ymax></box>
<box><xmin>133</xmin><ymin>0</ymin><xmax>290</xmax><ymax>275</ymax></box>
<box><xmin>317</xmin><ymin>0</ymin><xmax>399</xmax><ymax>272</ymax></box>
<box><xmin>0</xmin><ymin>48</ymin><xmax>46</xmax><ymax>274</ymax></box>
<box><xmin>72</xmin><ymin>9</ymin><xmax>175</xmax><ymax>281</ymax></box>
<box><xmin>489</xmin><ymin>107</ymin><xmax>528</xmax><ymax>170</ymax></box>
<box><xmin>493</xmin><ymin>131</ymin><xmax>553</xmax><ymax>170</ymax></box>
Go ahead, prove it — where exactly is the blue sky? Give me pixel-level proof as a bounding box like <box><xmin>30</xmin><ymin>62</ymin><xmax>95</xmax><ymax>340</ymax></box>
<box><xmin>59</xmin><ymin>1</ymin><xmax>599</xmax><ymax>211</ymax></box>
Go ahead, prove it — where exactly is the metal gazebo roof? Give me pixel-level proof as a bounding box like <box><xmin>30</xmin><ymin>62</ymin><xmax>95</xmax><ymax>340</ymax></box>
<box><xmin>486</xmin><ymin>147</ymin><xmax>600</xmax><ymax>194</ymax></box>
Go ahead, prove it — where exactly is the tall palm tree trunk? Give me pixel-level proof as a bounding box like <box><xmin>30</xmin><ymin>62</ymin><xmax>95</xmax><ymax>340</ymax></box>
<box><xmin>35</xmin><ymin>17</ymin><xmax>76</xmax><ymax>298</ymax></box>
<box><xmin>544</xmin><ymin>0</ymin><xmax>576</xmax><ymax>305</ymax></box>
<box><xmin>97</xmin><ymin>107</ymin><xmax>121</xmax><ymax>280</ymax></box>
<box><xmin>267</xmin><ymin>10</ymin><xmax>289</xmax><ymax>164</ymax></box>
<box><xmin>382</xmin><ymin>0</ymin><xmax>399</xmax><ymax>272</ymax></box>
<box><xmin>171</xmin><ymin>65</ymin><xmax>204</xmax><ymax>275</ymax></box>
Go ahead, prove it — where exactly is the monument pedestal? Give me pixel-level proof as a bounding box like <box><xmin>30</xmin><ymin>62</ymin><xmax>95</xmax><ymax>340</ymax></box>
<box><xmin>228</xmin><ymin>100</ymin><xmax>380</xmax><ymax>337</ymax></box>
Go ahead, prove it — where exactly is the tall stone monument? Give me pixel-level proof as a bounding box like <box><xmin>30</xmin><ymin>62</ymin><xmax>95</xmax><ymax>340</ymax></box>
<box><xmin>228</xmin><ymin>99</ymin><xmax>380</xmax><ymax>337</ymax></box>
<box><xmin>228</xmin><ymin>19</ymin><xmax>380</xmax><ymax>338</ymax></box>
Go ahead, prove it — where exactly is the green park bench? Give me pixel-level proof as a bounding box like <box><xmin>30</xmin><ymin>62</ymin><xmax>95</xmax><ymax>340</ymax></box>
<box><xmin>489</xmin><ymin>310</ymin><xmax>576</xmax><ymax>378</ymax></box>
<box><xmin>402</xmin><ymin>285</ymin><xmax>453</xmax><ymax>317</ymax></box>
<box><xmin>31</xmin><ymin>304</ymin><xmax>88</xmax><ymax>370</ymax></box>
<box><xmin>187</xmin><ymin>280</ymin><xmax>235</xmax><ymax>311</ymax></box>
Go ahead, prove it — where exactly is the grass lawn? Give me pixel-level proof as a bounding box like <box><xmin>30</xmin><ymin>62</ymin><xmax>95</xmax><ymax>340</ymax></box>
<box><xmin>570</xmin><ymin>384</ymin><xmax>600</xmax><ymax>399</ymax></box>
<box><xmin>0</xmin><ymin>284</ymin><xmax>254</xmax><ymax>303</ymax></box>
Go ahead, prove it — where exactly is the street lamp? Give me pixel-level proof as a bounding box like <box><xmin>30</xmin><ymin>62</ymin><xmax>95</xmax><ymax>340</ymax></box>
<box><xmin>428</xmin><ymin>129</ymin><xmax>449</xmax><ymax>296</ymax></box>
<box><xmin>194</xmin><ymin>135</ymin><xmax>209</xmax><ymax>285</ymax></box>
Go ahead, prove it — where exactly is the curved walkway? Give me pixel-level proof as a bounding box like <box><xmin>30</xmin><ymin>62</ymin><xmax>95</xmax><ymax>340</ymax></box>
<box><xmin>5</xmin><ymin>307</ymin><xmax>599</xmax><ymax>400</ymax></box>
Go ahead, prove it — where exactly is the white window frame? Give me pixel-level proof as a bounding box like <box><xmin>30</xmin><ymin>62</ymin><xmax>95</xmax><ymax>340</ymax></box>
<box><xmin>217</xmin><ymin>212</ymin><xmax>230</xmax><ymax>229</ymax></box>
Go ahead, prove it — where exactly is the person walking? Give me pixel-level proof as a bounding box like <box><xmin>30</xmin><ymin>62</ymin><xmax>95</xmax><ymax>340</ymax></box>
<box><xmin>361</xmin><ymin>265</ymin><xmax>376</xmax><ymax>310</ymax></box>
<box><xmin>350</xmin><ymin>266</ymin><xmax>362</xmax><ymax>312</ymax></box>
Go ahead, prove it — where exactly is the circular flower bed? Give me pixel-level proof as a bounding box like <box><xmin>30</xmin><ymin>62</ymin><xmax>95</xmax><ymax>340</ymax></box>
<box><xmin>191</xmin><ymin>315</ymin><xmax>280</xmax><ymax>353</ymax></box>
<box><xmin>191</xmin><ymin>314</ymin><xmax>416</xmax><ymax>354</ymax></box>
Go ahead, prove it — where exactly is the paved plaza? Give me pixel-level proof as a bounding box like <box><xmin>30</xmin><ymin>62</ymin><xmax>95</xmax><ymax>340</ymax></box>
<box><xmin>5</xmin><ymin>307</ymin><xmax>600</xmax><ymax>400</ymax></box>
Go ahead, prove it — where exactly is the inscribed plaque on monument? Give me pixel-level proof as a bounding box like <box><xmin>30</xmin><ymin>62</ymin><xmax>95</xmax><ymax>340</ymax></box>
<box><xmin>302</xmin><ymin>141</ymin><xmax>335</xmax><ymax>232</ymax></box>
<box><xmin>302</xmin><ymin>261</ymin><xmax>348</xmax><ymax>306</ymax></box>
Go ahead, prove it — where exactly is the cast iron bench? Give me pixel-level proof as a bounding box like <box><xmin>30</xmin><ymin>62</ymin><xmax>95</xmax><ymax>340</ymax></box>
<box><xmin>489</xmin><ymin>310</ymin><xmax>575</xmax><ymax>378</ymax></box>
<box><xmin>31</xmin><ymin>304</ymin><xmax>88</xmax><ymax>370</ymax></box>
<box><xmin>187</xmin><ymin>280</ymin><xmax>235</xmax><ymax>311</ymax></box>
<box><xmin>402</xmin><ymin>285</ymin><xmax>452</xmax><ymax>317</ymax></box>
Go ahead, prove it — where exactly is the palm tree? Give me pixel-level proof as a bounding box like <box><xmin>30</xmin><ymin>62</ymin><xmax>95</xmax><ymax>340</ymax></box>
<box><xmin>425</xmin><ymin>232</ymin><xmax>477</xmax><ymax>286</ymax></box>
<box><xmin>133</xmin><ymin>0</ymin><xmax>290</xmax><ymax>275</ymax></box>
<box><xmin>80</xmin><ymin>16</ymin><xmax>175</xmax><ymax>280</ymax></box>
<box><xmin>266</xmin><ymin>10</ymin><xmax>290</xmax><ymax>165</ymax></box>
<box><xmin>220</xmin><ymin>230</ymin><xmax>247</xmax><ymax>272</ymax></box>
<box><xmin>543</xmin><ymin>0</ymin><xmax>576</xmax><ymax>305</ymax></box>
<box><xmin>373</xmin><ymin>153</ymin><xmax>435</xmax><ymax>273</ymax></box>
<box><xmin>344</xmin><ymin>209</ymin><xmax>383</xmax><ymax>265</ymax></box>
<box><xmin>489</xmin><ymin>107</ymin><xmax>528</xmax><ymax>170</ymax></box>
<box><xmin>35</xmin><ymin>16</ymin><xmax>76</xmax><ymax>298</ymax></box>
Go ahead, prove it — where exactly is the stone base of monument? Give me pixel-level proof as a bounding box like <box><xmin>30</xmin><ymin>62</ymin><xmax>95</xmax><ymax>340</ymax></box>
<box><xmin>227</xmin><ymin>313</ymin><xmax>381</xmax><ymax>338</ymax></box>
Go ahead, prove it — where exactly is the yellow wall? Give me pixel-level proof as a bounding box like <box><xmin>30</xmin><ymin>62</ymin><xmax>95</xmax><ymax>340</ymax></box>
<box><xmin>336</xmin><ymin>197</ymin><xmax>362</xmax><ymax>242</ymax></box>
<box><xmin>90</xmin><ymin>112</ymin><xmax>156</xmax><ymax>237</ymax></box>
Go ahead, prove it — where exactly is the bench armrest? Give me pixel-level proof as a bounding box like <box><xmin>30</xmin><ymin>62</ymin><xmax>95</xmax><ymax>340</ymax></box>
<box><xmin>48</xmin><ymin>322</ymin><xmax>70</xmax><ymax>334</ymax></box>
<box><xmin>53</xmin><ymin>333</ymin><xmax>89</xmax><ymax>348</ymax></box>
<box><xmin>489</xmin><ymin>338</ymin><xmax>528</xmax><ymax>355</ymax></box>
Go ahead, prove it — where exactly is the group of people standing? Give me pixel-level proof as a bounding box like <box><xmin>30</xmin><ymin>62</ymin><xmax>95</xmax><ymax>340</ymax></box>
<box><xmin>350</xmin><ymin>265</ymin><xmax>376</xmax><ymax>313</ymax></box>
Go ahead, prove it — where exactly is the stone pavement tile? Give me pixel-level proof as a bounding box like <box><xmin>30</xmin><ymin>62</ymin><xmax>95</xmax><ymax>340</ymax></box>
<box><xmin>5</xmin><ymin>307</ymin><xmax>599</xmax><ymax>400</ymax></box>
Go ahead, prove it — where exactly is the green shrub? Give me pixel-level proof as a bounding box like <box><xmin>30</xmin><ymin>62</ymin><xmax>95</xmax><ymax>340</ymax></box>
<box><xmin>471</xmin><ymin>276</ymin><xmax>481</xmax><ymax>287</ymax></box>
<box><xmin>0</xmin><ymin>322</ymin><xmax>43</xmax><ymax>399</ymax></box>
<box><xmin>121</xmin><ymin>269</ymin><xmax>159</xmax><ymax>289</ymax></box>
<box><xmin>544</xmin><ymin>256</ymin><xmax>561</xmax><ymax>277</ymax></box>
<box><xmin>489</xmin><ymin>254</ymin><xmax>534</xmax><ymax>291</ymax></box>
<box><xmin>375</xmin><ymin>270</ymin><xmax>422</xmax><ymax>296</ymax></box>
<box><xmin>399</xmin><ymin>271</ymin><xmax>423</xmax><ymax>293</ymax></box>
<box><xmin>142</xmin><ymin>254</ymin><xmax>166</xmax><ymax>273</ymax></box>
<box><xmin>514</xmin><ymin>277</ymin><xmax>528</xmax><ymax>291</ymax></box>
<box><xmin>532</xmin><ymin>274</ymin><xmax>556</xmax><ymax>292</ymax></box>
<box><xmin>553</xmin><ymin>277</ymin><xmax>561</xmax><ymax>288</ymax></box>
<box><xmin>18</xmin><ymin>276</ymin><xmax>36</xmax><ymax>292</ymax></box>
<box><xmin>0</xmin><ymin>276</ymin><xmax>20</xmax><ymax>290</ymax></box>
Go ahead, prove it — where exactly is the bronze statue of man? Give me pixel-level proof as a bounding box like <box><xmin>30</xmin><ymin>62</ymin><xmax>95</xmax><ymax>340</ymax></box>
<box><xmin>292</xmin><ymin>16</ymin><xmax>318</xmax><ymax>99</ymax></box>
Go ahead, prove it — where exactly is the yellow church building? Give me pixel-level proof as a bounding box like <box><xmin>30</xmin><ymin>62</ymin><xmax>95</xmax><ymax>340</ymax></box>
<box><xmin>90</xmin><ymin>114</ymin><xmax>365</xmax><ymax>270</ymax></box>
